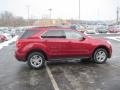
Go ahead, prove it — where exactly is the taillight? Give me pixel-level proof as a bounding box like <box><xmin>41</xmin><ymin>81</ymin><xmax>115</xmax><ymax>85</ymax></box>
<box><xmin>16</xmin><ymin>41</ymin><xmax>20</xmax><ymax>49</ymax></box>
<box><xmin>16</xmin><ymin>40</ymin><xmax>26</xmax><ymax>49</ymax></box>
<box><xmin>16</xmin><ymin>41</ymin><xmax>23</xmax><ymax>49</ymax></box>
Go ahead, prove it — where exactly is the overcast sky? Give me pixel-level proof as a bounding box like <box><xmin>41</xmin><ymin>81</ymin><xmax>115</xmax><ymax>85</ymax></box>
<box><xmin>0</xmin><ymin>0</ymin><xmax>120</xmax><ymax>20</ymax></box>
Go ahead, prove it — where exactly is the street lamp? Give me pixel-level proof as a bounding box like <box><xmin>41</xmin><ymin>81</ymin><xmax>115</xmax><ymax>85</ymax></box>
<box><xmin>79</xmin><ymin>0</ymin><xmax>80</xmax><ymax>21</ymax></box>
<box><xmin>48</xmin><ymin>8</ymin><xmax>52</xmax><ymax>19</ymax></box>
<box><xmin>26</xmin><ymin>5</ymin><xmax>30</xmax><ymax>26</ymax></box>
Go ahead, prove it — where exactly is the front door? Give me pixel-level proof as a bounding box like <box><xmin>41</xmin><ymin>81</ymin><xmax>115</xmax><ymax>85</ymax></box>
<box><xmin>64</xmin><ymin>30</ymin><xmax>89</xmax><ymax>57</ymax></box>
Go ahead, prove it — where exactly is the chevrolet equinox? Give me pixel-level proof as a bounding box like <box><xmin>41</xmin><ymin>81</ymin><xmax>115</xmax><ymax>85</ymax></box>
<box><xmin>15</xmin><ymin>26</ymin><xmax>112</xmax><ymax>69</ymax></box>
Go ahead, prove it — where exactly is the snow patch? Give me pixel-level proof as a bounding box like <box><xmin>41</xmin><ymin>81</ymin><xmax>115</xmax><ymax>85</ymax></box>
<box><xmin>0</xmin><ymin>35</ymin><xmax>18</xmax><ymax>50</ymax></box>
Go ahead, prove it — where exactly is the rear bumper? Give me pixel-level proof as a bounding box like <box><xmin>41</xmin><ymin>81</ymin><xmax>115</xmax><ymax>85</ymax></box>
<box><xmin>15</xmin><ymin>50</ymin><xmax>26</xmax><ymax>62</ymax></box>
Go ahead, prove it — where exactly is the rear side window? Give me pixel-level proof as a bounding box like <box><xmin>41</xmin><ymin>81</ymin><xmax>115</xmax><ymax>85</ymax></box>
<box><xmin>41</xmin><ymin>30</ymin><xmax>66</xmax><ymax>38</ymax></box>
<box><xmin>20</xmin><ymin>30</ymin><xmax>39</xmax><ymax>39</ymax></box>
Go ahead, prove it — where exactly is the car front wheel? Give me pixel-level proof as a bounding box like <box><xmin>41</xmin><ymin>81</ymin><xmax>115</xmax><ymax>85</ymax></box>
<box><xmin>27</xmin><ymin>52</ymin><xmax>45</xmax><ymax>69</ymax></box>
<box><xmin>93</xmin><ymin>48</ymin><xmax>108</xmax><ymax>64</ymax></box>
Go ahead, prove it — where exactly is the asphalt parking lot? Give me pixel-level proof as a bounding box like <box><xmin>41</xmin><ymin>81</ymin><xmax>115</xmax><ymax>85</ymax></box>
<box><xmin>0</xmin><ymin>34</ymin><xmax>120</xmax><ymax>90</ymax></box>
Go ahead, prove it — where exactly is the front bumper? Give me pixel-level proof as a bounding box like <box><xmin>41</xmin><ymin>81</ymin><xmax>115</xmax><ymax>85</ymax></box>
<box><xmin>108</xmin><ymin>45</ymin><xmax>112</xmax><ymax>58</ymax></box>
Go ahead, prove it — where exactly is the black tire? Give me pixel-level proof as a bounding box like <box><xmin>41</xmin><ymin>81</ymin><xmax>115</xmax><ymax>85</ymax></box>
<box><xmin>93</xmin><ymin>48</ymin><xmax>108</xmax><ymax>64</ymax></box>
<box><xmin>27</xmin><ymin>52</ymin><xmax>45</xmax><ymax>69</ymax></box>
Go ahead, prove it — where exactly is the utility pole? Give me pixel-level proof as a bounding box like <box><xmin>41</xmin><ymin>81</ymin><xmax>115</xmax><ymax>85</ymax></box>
<box><xmin>116</xmin><ymin>7</ymin><xmax>119</xmax><ymax>25</ymax></box>
<box><xmin>97</xmin><ymin>8</ymin><xmax>100</xmax><ymax>21</ymax></box>
<box><xmin>26</xmin><ymin>5</ymin><xmax>30</xmax><ymax>26</ymax></box>
<box><xmin>79</xmin><ymin>0</ymin><xmax>80</xmax><ymax>21</ymax></box>
<box><xmin>48</xmin><ymin>8</ymin><xmax>52</xmax><ymax>25</ymax></box>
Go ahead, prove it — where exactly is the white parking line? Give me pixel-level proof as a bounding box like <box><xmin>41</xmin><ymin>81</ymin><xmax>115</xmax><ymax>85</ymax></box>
<box><xmin>106</xmin><ymin>37</ymin><xmax>120</xmax><ymax>42</ymax></box>
<box><xmin>45</xmin><ymin>64</ymin><xmax>60</xmax><ymax>90</ymax></box>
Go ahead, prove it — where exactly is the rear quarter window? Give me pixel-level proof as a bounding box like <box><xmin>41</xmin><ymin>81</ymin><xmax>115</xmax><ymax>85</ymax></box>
<box><xmin>20</xmin><ymin>30</ymin><xmax>40</xmax><ymax>39</ymax></box>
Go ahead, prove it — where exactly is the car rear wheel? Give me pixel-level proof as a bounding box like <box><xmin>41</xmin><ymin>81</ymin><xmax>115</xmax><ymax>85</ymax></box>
<box><xmin>27</xmin><ymin>52</ymin><xmax>45</xmax><ymax>69</ymax></box>
<box><xmin>93</xmin><ymin>48</ymin><xmax>108</xmax><ymax>64</ymax></box>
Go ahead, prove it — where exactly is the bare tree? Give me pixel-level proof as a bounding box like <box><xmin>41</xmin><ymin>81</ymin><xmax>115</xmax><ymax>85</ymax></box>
<box><xmin>0</xmin><ymin>11</ymin><xmax>35</xmax><ymax>27</ymax></box>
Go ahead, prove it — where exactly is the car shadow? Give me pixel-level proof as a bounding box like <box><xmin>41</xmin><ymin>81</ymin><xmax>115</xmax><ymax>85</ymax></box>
<box><xmin>46</xmin><ymin>59</ymin><xmax>110</xmax><ymax>68</ymax></box>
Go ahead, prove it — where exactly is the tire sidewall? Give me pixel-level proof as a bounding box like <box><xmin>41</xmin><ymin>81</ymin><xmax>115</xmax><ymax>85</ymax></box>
<box><xmin>27</xmin><ymin>52</ymin><xmax>45</xmax><ymax>69</ymax></box>
<box><xmin>93</xmin><ymin>48</ymin><xmax>108</xmax><ymax>64</ymax></box>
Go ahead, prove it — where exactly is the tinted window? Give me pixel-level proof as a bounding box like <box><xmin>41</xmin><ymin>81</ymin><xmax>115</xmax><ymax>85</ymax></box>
<box><xmin>20</xmin><ymin>30</ymin><xmax>39</xmax><ymax>39</ymax></box>
<box><xmin>64</xmin><ymin>30</ymin><xmax>83</xmax><ymax>39</ymax></box>
<box><xmin>41</xmin><ymin>30</ymin><xmax>65</xmax><ymax>38</ymax></box>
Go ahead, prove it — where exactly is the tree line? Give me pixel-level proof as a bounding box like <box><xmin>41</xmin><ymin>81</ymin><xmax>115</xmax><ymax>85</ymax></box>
<box><xmin>0</xmin><ymin>11</ymin><xmax>35</xmax><ymax>27</ymax></box>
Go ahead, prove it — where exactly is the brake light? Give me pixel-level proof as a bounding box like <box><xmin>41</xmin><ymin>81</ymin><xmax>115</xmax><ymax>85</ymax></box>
<box><xmin>16</xmin><ymin>41</ymin><xmax>20</xmax><ymax>49</ymax></box>
<box><xmin>16</xmin><ymin>40</ymin><xmax>27</xmax><ymax>49</ymax></box>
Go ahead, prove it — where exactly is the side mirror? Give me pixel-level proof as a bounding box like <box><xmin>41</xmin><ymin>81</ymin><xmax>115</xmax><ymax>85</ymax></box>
<box><xmin>79</xmin><ymin>37</ymin><xmax>86</xmax><ymax>41</ymax></box>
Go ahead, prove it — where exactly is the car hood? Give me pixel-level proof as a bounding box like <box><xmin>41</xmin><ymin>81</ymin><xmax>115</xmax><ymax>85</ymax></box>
<box><xmin>87</xmin><ymin>36</ymin><xmax>108</xmax><ymax>44</ymax></box>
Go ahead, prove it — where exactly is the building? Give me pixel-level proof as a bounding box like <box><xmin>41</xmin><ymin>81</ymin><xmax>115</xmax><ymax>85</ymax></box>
<box><xmin>33</xmin><ymin>19</ymin><xmax>70</xmax><ymax>26</ymax></box>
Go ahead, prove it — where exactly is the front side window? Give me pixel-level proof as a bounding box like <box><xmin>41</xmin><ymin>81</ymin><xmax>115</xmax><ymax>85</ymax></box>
<box><xmin>41</xmin><ymin>30</ymin><xmax>65</xmax><ymax>38</ymax></box>
<box><xmin>64</xmin><ymin>30</ymin><xmax>83</xmax><ymax>40</ymax></box>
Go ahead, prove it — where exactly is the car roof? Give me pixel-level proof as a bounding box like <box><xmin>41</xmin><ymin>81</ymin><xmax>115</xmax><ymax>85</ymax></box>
<box><xmin>27</xmin><ymin>26</ymin><xmax>74</xmax><ymax>31</ymax></box>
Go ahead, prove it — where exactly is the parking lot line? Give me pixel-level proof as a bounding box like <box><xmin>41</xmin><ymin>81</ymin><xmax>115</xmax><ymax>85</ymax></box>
<box><xmin>45</xmin><ymin>64</ymin><xmax>60</xmax><ymax>90</ymax></box>
<box><xmin>106</xmin><ymin>37</ymin><xmax>120</xmax><ymax>42</ymax></box>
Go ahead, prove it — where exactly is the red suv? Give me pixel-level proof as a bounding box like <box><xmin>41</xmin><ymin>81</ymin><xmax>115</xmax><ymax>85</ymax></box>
<box><xmin>15</xmin><ymin>26</ymin><xmax>112</xmax><ymax>69</ymax></box>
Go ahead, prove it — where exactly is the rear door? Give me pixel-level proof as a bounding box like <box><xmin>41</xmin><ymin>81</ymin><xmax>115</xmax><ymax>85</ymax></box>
<box><xmin>41</xmin><ymin>30</ymin><xmax>70</xmax><ymax>58</ymax></box>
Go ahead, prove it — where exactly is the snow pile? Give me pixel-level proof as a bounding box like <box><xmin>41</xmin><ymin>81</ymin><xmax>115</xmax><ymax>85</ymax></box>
<box><xmin>0</xmin><ymin>35</ymin><xmax>18</xmax><ymax>50</ymax></box>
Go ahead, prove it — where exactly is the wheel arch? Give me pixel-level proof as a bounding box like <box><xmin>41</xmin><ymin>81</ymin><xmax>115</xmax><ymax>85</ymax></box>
<box><xmin>26</xmin><ymin>49</ymin><xmax>48</xmax><ymax>61</ymax></box>
<box><xmin>92</xmin><ymin>45</ymin><xmax>110</xmax><ymax>58</ymax></box>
